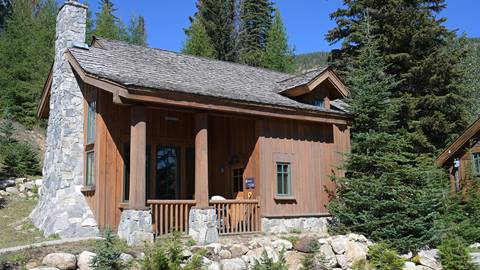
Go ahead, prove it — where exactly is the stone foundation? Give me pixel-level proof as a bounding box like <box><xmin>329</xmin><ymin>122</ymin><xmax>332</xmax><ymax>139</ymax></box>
<box><xmin>262</xmin><ymin>216</ymin><xmax>329</xmax><ymax>234</ymax></box>
<box><xmin>30</xmin><ymin>1</ymin><xmax>99</xmax><ymax>238</ymax></box>
<box><xmin>117</xmin><ymin>210</ymin><xmax>153</xmax><ymax>246</ymax></box>
<box><xmin>188</xmin><ymin>208</ymin><xmax>219</xmax><ymax>244</ymax></box>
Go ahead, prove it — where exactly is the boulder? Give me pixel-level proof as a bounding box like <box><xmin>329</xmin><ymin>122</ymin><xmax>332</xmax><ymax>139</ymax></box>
<box><xmin>319</xmin><ymin>244</ymin><xmax>338</xmax><ymax>268</ymax></box>
<box><xmin>42</xmin><ymin>253</ymin><xmax>77</xmax><ymax>270</ymax></box>
<box><xmin>0</xmin><ymin>190</ymin><xmax>7</xmax><ymax>196</ymax></box>
<box><xmin>35</xmin><ymin>178</ymin><xmax>43</xmax><ymax>187</ymax></box>
<box><xmin>470</xmin><ymin>252</ymin><xmax>480</xmax><ymax>265</ymax></box>
<box><xmin>206</xmin><ymin>243</ymin><xmax>223</xmax><ymax>254</ymax></box>
<box><xmin>24</xmin><ymin>181</ymin><xmax>35</xmax><ymax>190</ymax></box>
<box><xmin>15</xmin><ymin>177</ymin><xmax>26</xmax><ymax>184</ymax></box>
<box><xmin>19</xmin><ymin>193</ymin><xmax>27</xmax><ymax>199</ymax></box>
<box><xmin>30</xmin><ymin>268</ymin><xmax>60</xmax><ymax>270</ymax></box>
<box><xmin>207</xmin><ymin>261</ymin><xmax>222</xmax><ymax>270</ymax></box>
<box><xmin>403</xmin><ymin>262</ymin><xmax>432</xmax><ymax>270</ymax></box>
<box><xmin>120</xmin><ymin>253</ymin><xmax>134</xmax><ymax>262</ymax></box>
<box><xmin>330</xmin><ymin>235</ymin><xmax>349</xmax><ymax>254</ymax></box>
<box><xmin>77</xmin><ymin>251</ymin><xmax>95</xmax><ymax>270</ymax></box>
<box><xmin>5</xmin><ymin>187</ymin><xmax>19</xmax><ymax>194</ymax></box>
<box><xmin>19</xmin><ymin>184</ymin><xmax>26</xmax><ymax>192</ymax></box>
<box><xmin>0</xmin><ymin>179</ymin><xmax>15</xmax><ymax>189</ymax></box>
<box><xmin>294</xmin><ymin>236</ymin><xmax>317</xmax><ymax>253</ymax></box>
<box><xmin>272</xmin><ymin>239</ymin><xmax>293</xmax><ymax>251</ymax></box>
<box><xmin>230</xmin><ymin>244</ymin><xmax>249</xmax><ymax>257</ymax></box>
<box><xmin>285</xmin><ymin>251</ymin><xmax>304</xmax><ymax>270</ymax></box>
<box><xmin>348</xmin><ymin>233</ymin><xmax>368</xmax><ymax>243</ymax></box>
<box><xmin>221</xmin><ymin>257</ymin><xmax>247</xmax><ymax>270</ymax></box>
<box><xmin>219</xmin><ymin>249</ymin><xmax>232</xmax><ymax>259</ymax></box>
<box><xmin>345</xmin><ymin>241</ymin><xmax>368</xmax><ymax>266</ymax></box>
<box><xmin>336</xmin><ymin>254</ymin><xmax>347</xmax><ymax>269</ymax></box>
<box><xmin>417</xmin><ymin>249</ymin><xmax>441</xmax><ymax>270</ymax></box>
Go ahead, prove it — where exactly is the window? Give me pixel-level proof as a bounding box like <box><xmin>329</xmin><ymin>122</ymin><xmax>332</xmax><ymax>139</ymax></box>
<box><xmin>276</xmin><ymin>162</ymin><xmax>291</xmax><ymax>196</ymax></box>
<box><xmin>85</xmin><ymin>151</ymin><xmax>95</xmax><ymax>186</ymax></box>
<box><xmin>473</xmin><ymin>153</ymin><xmax>480</xmax><ymax>175</ymax></box>
<box><xmin>233</xmin><ymin>168</ymin><xmax>244</xmax><ymax>193</ymax></box>
<box><xmin>313</xmin><ymin>99</ymin><xmax>324</xmax><ymax>108</ymax></box>
<box><xmin>86</xmin><ymin>97</ymin><xmax>96</xmax><ymax>144</ymax></box>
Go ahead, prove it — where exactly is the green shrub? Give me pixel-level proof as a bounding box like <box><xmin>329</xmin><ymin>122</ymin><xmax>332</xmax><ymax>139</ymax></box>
<box><xmin>91</xmin><ymin>229</ymin><xmax>129</xmax><ymax>270</ymax></box>
<box><xmin>300</xmin><ymin>243</ymin><xmax>328</xmax><ymax>270</ymax></box>
<box><xmin>438</xmin><ymin>235</ymin><xmax>479</xmax><ymax>270</ymax></box>
<box><xmin>142</xmin><ymin>231</ymin><xmax>202</xmax><ymax>270</ymax></box>
<box><xmin>368</xmin><ymin>243</ymin><xmax>404</xmax><ymax>270</ymax></box>
<box><xmin>252</xmin><ymin>249</ymin><xmax>289</xmax><ymax>270</ymax></box>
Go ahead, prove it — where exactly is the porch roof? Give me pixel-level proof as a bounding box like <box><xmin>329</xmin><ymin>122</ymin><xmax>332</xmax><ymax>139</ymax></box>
<box><xmin>69</xmin><ymin>37</ymin><xmax>347</xmax><ymax>113</ymax></box>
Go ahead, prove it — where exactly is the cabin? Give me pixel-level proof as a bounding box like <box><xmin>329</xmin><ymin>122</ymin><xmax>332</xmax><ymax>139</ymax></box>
<box><xmin>436</xmin><ymin>118</ymin><xmax>480</xmax><ymax>194</ymax></box>
<box><xmin>33</xmin><ymin>1</ymin><xmax>351</xmax><ymax>244</ymax></box>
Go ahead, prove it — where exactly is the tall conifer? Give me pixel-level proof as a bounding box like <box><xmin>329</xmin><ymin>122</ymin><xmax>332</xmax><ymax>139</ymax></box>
<box><xmin>193</xmin><ymin>0</ymin><xmax>236</xmax><ymax>61</ymax></box>
<box><xmin>327</xmin><ymin>0</ymin><xmax>470</xmax><ymax>153</ymax></box>
<box><xmin>328</xmin><ymin>17</ymin><xmax>445</xmax><ymax>252</ymax></box>
<box><xmin>182</xmin><ymin>16</ymin><xmax>215</xmax><ymax>58</ymax></box>
<box><xmin>128</xmin><ymin>15</ymin><xmax>147</xmax><ymax>46</ymax></box>
<box><xmin>263</xmin><ymin>9</ymin><xmax>294</xmax><ymax>73</ymax></box>
<box><xmin>237</xmin><ymin>0</ymin><xmax>273</xmax><ymax>67</ymax></box>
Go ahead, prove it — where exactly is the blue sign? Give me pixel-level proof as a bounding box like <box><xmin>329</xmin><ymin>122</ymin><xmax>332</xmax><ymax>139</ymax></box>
<box><xmin>245</xmin><ymin>178</ymin><xmax>255</xmax><ymax>189</ymax></box>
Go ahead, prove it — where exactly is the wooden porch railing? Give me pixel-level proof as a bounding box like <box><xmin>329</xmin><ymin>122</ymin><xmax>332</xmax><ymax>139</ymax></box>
<box><xmin>209</xmin><ymin>199</ymin><xmax>260</xmax><ymax>235</ymax></box>
<box><xmin>148</xmin><ymin>200</ymin><xmax>196</xmax><ymax>236</ymax></box>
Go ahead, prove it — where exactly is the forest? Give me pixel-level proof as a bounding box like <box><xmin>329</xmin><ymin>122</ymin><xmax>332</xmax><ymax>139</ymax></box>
<box><xmin>0</xmin><ymin>0</ymin><xmax>480</xmax><ymax>266</ymax></box>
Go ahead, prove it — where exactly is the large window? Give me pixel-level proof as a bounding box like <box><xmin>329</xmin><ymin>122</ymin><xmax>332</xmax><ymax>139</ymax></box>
<box><xmin>233</xmin><ymin>167</ymin><xmax>244</xmax><ymax>193</ymax></box>
<box><xmin>276</xmin><ymin>162</ymin><xmax>291</xmax><ymax>196</ymax></box>
<box><xmin>473</xmin><ymin>153</ymin><xmax>480</xmax><ymax>175</ymax></box>
<box><xmin>84</xmin><ymin>90</ymin><xmax>96</xmax><ymax>188</ymax></box>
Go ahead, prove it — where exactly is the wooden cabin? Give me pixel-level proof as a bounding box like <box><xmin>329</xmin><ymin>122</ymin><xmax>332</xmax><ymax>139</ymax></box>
<box><xmin>436</xmin><ymin>118</ymin><xmax>480</xmax><ymax>193</ymax></box>
<box><xmin>38</xmin><ymin>37</ymin><xmax>351</xmax><ymax>236</ymax></box>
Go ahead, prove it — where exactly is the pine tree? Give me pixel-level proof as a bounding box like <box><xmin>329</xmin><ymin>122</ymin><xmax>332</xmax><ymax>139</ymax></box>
<box><xmin>237</xmin><ymin>0</ymin><xmax>273</xmax><ymax>67</ymax></box>
<box><xmin>128</xmin><ymin>15</ymin><xmax>147</xmax><ymax>46</ymax></box>
<box><xmin>263</xmin><ymin>9</ymin><xmax>295</xmax><ymax>73</ymax></box>
<box><xmin>326</xmin><ymin>0</ymin><xmax>470</xmax><ymax>153</ymax></box>
<box><xmin>0</xmin><ymin>0</ymin><xmax>57</xmax><ymax>127</ymax></box>
<box><xmin>193</xmin><ymin>0</ymin><xmax>236</xmax><ymax>61</ymax></box>
<box><xmin>93</xmin><ymin>0</ymin><xmax>127</xmax><ymax>41</ymax></box>
<box><xmin>460</xmin><ymin>38</ymin><xmax>480</xmax><ymax>120</ymax></box>
<box><xmin>328</xmin><ymin>17</ymin><xmax>446</xmax><ymax>252</ymax></box>
<box><xmin>182</xmin><ymin>16</ymin><xmax>215</xmax><ymax>58</ymax></box>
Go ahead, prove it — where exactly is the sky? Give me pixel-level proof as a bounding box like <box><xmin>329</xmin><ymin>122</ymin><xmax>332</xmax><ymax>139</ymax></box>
<box><xmin>86</xmin><ymin>0</ymin><xmax>480</xmax><ymax>55</ymax></box>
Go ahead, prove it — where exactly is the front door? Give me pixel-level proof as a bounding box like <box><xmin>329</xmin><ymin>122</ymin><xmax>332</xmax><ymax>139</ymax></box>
<box><xmin>154</xmin><ymin>146</ymin><xmax>180</xmax><ymax>199</ymax></box>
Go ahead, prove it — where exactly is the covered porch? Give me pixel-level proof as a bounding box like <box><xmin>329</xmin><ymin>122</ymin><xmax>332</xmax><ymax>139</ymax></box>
<box><xmin>122</xmin><ymin>104</ymin><xmax>261</xmax><ymax>236</ymax></box>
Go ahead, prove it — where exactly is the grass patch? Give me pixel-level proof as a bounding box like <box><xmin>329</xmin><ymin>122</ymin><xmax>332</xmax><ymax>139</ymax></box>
<box><xmin>0</xmin><ymin>196</ymin><xmax>46</xmax><ymax>249</ymax></box>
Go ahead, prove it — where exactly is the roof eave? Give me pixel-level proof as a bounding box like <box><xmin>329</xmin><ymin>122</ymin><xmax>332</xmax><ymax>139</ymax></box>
<box><xmin>37</xmin><ymin>64</ymin><xmax>53</xmax><ymax>118</ymax></box>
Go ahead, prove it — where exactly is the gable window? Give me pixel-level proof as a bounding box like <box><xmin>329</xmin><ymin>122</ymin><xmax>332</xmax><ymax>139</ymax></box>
<box><xmin>473</xmin><ymin>153</ymin><xmax>480</xmax><ymax>175</ymax></box>
<box><xmin>276</xmin><ymin>162</ymin><xmax>291</xmax><ymax>196</ymax></box>
<box><xmin>233</xmin><ymin>167</ymin><xmax>244</xmax><ymax>193</ymax></box>
<box><xmin>313</xmin><ymin>98</ymin><xmax>324</xmax><ymax>108</ymax></box>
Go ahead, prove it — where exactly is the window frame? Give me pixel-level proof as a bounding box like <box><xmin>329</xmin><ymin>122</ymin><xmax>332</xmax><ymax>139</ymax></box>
<box><xmin>272</xmin><ymin>153</ymin><xmax>295</xmax><ymax>200</ymax></box>
<box><xmin>232</xmin><ymin>167</ymin><xmax>244</xmax><ymax>194</ymax></box>
<box><xmin>276</xmin><ymin>162</ymin><xmax>292</xmax><ymax>197</ymax></box>
<box><xmin>83</xmin><ymin>88</ymin><xmax>97</xmax><ymax>189</ymax></box>
<box><xmin>472</xmin><ymin>153</ymin><xmax>480</xmax><ymax>175</ymax></box>
<box><xmin>85</xmin><ymin>150</ymin><xmax>95</xmax><ymax>187</ymax></box>
<box><xmin>313</xmin><ymin>98</ymin><xmax>325</xmax><ymax>108</ymax></box>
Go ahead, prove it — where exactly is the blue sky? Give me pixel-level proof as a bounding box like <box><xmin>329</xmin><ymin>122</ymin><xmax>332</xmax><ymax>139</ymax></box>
<box><xmin>85</xmin><ymin>0</ymin><xmax>480</xmax><ymax>54</ymax></box>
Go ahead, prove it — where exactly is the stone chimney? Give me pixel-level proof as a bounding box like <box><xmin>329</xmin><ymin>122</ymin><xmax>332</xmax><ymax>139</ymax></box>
<box><xmin>30</xmin><ymin>1</ymin><xmax>99</xmax><ymax>238</ymax></box>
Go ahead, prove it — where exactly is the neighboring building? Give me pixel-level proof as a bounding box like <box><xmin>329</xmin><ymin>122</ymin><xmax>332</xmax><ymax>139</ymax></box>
<box><xmin>435</xmin><ymin>118</ymin><xmax>480</xmax><ymax>193</ymax></box>
<box><xmin>32</xmin><ymin>1</ymin><xmax>351</xmax><ymax>245</ymax></box>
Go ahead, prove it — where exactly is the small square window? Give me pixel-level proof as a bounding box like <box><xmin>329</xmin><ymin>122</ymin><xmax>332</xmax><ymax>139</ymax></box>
<box><xmin>276</xmin><ymin>162</ymin><xmax>291</xmax><ymax>196</ymax></box>
<box><xmin>85</xmin><ymin>151</ymin><xmax>95</xmax><ymax>186</ymax></box>
<box><xmin>313</xmin><ymin>99</ymin><xmax>324</xmax><ymax>108</ymax></box>
<box><xmin>86</xmin><ymin>98</ymin><xmax>96</xmax><ymax>144</ymax></box>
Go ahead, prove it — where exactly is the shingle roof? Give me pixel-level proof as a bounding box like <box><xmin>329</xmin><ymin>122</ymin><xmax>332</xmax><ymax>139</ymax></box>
<box><xmin>276</xmin><ymin>66</ymin><xmax>329</xmax><ymax>92</ymax></box>
<box><xmin>68</xmin><ymin>37</ymin><xmax>347</xmax><ymax>114</ymax></box>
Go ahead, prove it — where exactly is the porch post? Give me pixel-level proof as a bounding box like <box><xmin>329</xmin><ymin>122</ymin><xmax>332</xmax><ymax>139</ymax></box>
<box><xmin>189</xmin><ymin>113</ymin><xmax>218</xmax><ymax>244</ymax></box>
<box><xmin>129</xmin><ymin>106</ymin><xmax>147</xmax><ymax>209</ymax></box>
<box><xmin>194</xmin><ymin>113</ymin><xmax>209</xmax><ymax>207</ymax></box>
<box><xmin>118</xmin><ymin>105</ymin><xmax>152</xmax><ymax>246</ymax></box>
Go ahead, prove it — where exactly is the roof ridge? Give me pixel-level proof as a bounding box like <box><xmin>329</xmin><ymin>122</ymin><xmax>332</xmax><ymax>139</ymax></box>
<box><xmin>93</xmin><ymin>36</ymin><xmax>292</xmax><ymax>77</ymax></box>
<box><xmin>276</xmin><ymin>65</ymin><xmax>329</xmax><ymax>84</ymax></box>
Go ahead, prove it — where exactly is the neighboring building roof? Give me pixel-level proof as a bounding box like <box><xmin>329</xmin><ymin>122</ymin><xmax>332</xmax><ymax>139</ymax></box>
<box><xmin>435</xmin><ymin>117</ymin><xmax>480</xmax><ymax>167</ymax></box>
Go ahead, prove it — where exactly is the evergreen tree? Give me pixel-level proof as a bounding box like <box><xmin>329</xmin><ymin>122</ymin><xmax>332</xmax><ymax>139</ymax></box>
<box><xmin>93</xmin><ymin>0</ymin><xmax>127</xmax><ymax>41</ymax></box>
<box><xmin>460</xmin><ymin>38</ymin><xmax>480</xmax><ymax>120</ymax></box>
<box><xmin>182</xmin><ymin>16</ymin><xmax>215</xmax><ymax>58</ymax></box>
<box><xmin>328</xmin><ymin>18</ymin><xmax>446</xmax><ymax>252</ymax></box>
<box><xmin>128</xmin><ymin>15</ymin><xmax>147</xmax><ymax>46</ymax></box>
<box><xmin>263</xmin><ymin>9</ymin><xmax>295</xmax><ymax>73</ymax></box>
<box><xmin>237</xmin><ymin>0</ymin><xmax>273</xmax><ymax>67</ymax></box>
<box><xmin>0</xmin><ymin>0</ymin><xmax>57</xmax><ymax>127</ymax></box>
<box><xmin>326</xmin><ymin>0</ymin><xmax>470</xmax><ymax>153</ymax></box>
<box><xmin>193</xmin><ymin>0</ymin><xmax>236</xmax><ymax>61</ymax></box>
<box><xmin>0</xmin><ymin>0</ymin><xmax>11</xmax><ymax>31</ymax></box>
